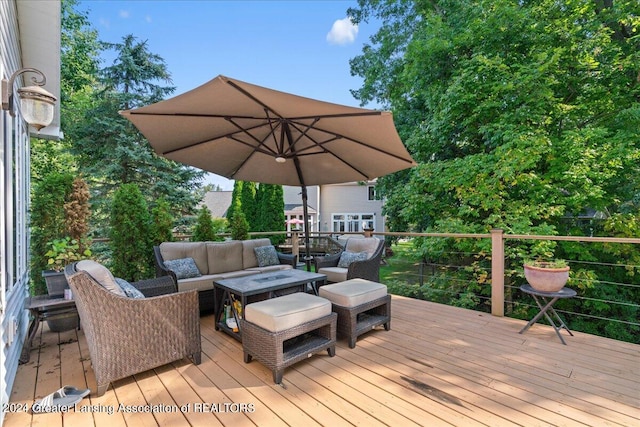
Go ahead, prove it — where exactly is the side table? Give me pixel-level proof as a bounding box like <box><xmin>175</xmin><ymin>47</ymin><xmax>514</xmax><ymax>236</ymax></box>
<box><xmin>20</xmin><ymin>295</ymin><xmax>77</xmax><ymax>364</ymax></box>
<box><xmin>519</xmin><ymin>284</ymin><xmax>576</xmax><ymax>345</ymax></box>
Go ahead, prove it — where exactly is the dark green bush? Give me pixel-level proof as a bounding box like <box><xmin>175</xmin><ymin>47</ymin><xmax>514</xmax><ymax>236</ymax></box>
<box><xmin>110</xmin><ymin>183</ymin><xmax>152</xmax><ymax>281</ymax></box>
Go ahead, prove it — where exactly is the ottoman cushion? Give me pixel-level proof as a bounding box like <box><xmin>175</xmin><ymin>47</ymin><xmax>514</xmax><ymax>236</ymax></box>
<box><xmin>244</xmin><ymin>293</ymin><xmax>331</xmax><ymax>332</ymax></box>
<box><xmin>319</xmin><ymin>278</ymin><xmax>387</xmax><ymax>307</ymax></box>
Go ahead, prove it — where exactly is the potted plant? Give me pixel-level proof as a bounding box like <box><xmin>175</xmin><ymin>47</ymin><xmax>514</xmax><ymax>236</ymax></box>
<box><xmin>523</xmin><ymin>259</ymin><xmax>570</xmax><ymax>292</ymax></box>
<box><xmin>43</xmin><ymin>237</ymin><xmax>92</xmax><ymax>295</ymax></box>
<box><xmin>42</xmin><ymin>237</ymin><xmax>91</xmax><ymax>332</ymax></box>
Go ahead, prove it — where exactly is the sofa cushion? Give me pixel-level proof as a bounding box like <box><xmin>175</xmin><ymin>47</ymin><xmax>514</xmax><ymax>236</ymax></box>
<box><xmin>254</xmin><ymin>245</ymin><xmax>280</xmax><ymax>267</ymax></box>
<box><xmin>219</xmin><ymin>270</ymin><xmax>259</xmax><ymax>280</ymax></box>
<box><xmin>76</xmin><ymin>260</ymin><xmax>126</xmax><ymax>297</ymax></box>
<box><xmin>345</xmin><ymin>238</ymin><xmax>380</xmax><ymax>257</ymax></box>
<box><xmin>176</xmin><ymin>275</ymin><xmax>218</xmax><ymax>293</ymax></box>
<box><xmin>159</xmin><ymin>242</ymin><xmax>209</xmax><ymax>275</ymax></box>
<box><xmin>319</xmin><ymin>278</ymin><xmax>387</xmax><ymax>307</ymax></box>
<box><xmin>246</xmin><ymin>264</ymin><xmax>293</xmax><ymax>274</ymax></box>
<box><xmin>207</xmin><ymin>241</ymin><xmax>244</xmax><ymax>274</ymax></box>
<box><xmin>244</xmin><ymin>292</ymin><xmax>331</xmax><ymax>332</ymax></box>
<box><xmin>242</xmin><ymin>238</ymin><xmax>273</xmax><ymax>269</ymax></box>
<box><xmin>337</xmin><ymin>250</ymin><xmax>369</xmax><ymax>268</ymax></box>
<box><xmin>164</xmin><ymin>257</ymin><xmax>201</xmax><ymax>279</ymax></box>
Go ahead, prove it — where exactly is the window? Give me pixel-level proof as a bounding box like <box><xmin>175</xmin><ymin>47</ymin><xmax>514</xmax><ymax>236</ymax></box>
<box><xmin>332</xmin><ymin>213</ymin><xmax>374</xmax><ymax>233</ymax></box>
<box><xmin>368</xmin><ymin>186</ymin><xmax>376</xmax><ymax>201</ymax></box>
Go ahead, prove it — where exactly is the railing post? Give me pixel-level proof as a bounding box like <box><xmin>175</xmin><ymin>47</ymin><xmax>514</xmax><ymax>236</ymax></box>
<box><xmin>292</xmin><ymin>231</ymin><xmax>300</xmax><ymax>260</ymax></box>
<box><xmin>491</xmin><ymin>229</ymin><xmax>505</xmax><ymax>317</ymax></box>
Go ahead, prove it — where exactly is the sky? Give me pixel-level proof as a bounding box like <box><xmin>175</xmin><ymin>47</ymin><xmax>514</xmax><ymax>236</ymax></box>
<box><xmin>80</xmin><ymin>1</ymin><xmax>381</xmax><ymax>190</ymax></box>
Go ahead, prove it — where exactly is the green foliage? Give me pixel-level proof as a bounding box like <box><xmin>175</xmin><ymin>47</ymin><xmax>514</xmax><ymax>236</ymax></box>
<box><xmin>30</xmin><ymin>173</ymin><xmax>75</xmax><ymax>294</ymax></box>
<box><xmin>192</xmin><ymin>205</ymin><xmax>223</xmax><ymax>241</ymax></box>
<box><xmin>255</xmin><ymin>184</ymin><xmax>286</xmax><ymax>245</ymax></box>
<box><xmin>70</xmin><ymin>34</ymin><xmax>204</xmax><ymax>236</ymax></box>
<box><xmin>226</xmin><ymin>181</ymin><xmax>243</xmax><ymax>224</ymax></box>
<box><xmin>45</xmin><ymin>237</ymin><xmax>92</xmax><ymax>272</ymax></box>
<box><xmin>241</xmin><ymin>182</ymin><xmax>257</xmax><ymax>230</ymax></box>
<box><xmin>230</xmin><ymin>211</ymin><xmax>250</xmax><ymax>241</ymax></box>
<box><xmin>350</xmin><ymin>0</ymin><xmax>640</xmax><ymax>343</ymax></box>
<box><xmin>150</xmin><ymin>198</ymin><xmax>174</xmax><ymax>245</ymax></box>
<box><xmin>109</xmin><ymin>184</ymin><xmax>152</xmax><ymax>281</ymax></box>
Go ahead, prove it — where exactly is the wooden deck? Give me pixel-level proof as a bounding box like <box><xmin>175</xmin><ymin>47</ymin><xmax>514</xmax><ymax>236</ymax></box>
<box><xmin>5</xmin><ymin>295</ymin><xmax>639</xmax><ymax>427</ymax></box>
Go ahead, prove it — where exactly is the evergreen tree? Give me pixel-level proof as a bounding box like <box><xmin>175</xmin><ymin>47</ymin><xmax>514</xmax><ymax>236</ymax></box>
<box><xmin>256</xmin><ymin>184</ymin><xmax>286</xmax><ymax>244</ymax></box>
<box><xmin>72</xmin><ymin>34</ymin><xmax>204</xmax><ymax>235</ymax></box>
<box><xmin>240</xmin><ymin>181</ymin><xmax>257</xmax><ymax>231</ymax></box>
<box><xmin>110</xmin><ymin>183</ymin><xmax>152</xmax><ymax>281</ymax></box>
<box><xmin>30</xmin><ymin>173</ymin><xmax>75</xmax><ymax>294</ymax></box>
<box><xmin>230</xmin><ymin>211</ymin><xmax>250</xmax><ymax>241</ymax></box>
<box><xmin>192</xmin><ymin>206</ymin><xmax>220</xmax><ymax>241</ymax></box>
<box><xmin>150</xmin><ymin>197</ymin><xmax>174</xmax><ymax>245</ymax></box>
<box><xmin>226</xmin><ymin>180</ymin><xmax>243</xmax><ymax>225</ymax></box>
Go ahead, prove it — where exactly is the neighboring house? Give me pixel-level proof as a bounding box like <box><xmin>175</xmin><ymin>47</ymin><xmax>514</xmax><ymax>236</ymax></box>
<box><xmin>315</xmin><ymin>181</ymin><xmax>384</xmax><ymax>234</ymax></box>
<box><xmin>1</xmin><ymin>1</ymin><xmax>61</xmax><ymax>417</ymax></box>
<box><xmin>201</xmin><ymin>180</ymin><xmax>384</xmax><ymax>234</ymax></box>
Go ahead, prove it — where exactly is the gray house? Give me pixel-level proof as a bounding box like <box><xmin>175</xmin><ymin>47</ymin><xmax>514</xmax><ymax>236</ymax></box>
<box><xmin>1</xmin><ymin>0</ymin><xmax>61</xmax><ymax>417</ymax></box>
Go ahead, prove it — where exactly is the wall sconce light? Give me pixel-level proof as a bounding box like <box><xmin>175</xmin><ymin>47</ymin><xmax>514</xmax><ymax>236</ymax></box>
<box><xmin>2</xmin><ymin>67</ymin><xmax>57</xmax><ymax>131</ymax></box>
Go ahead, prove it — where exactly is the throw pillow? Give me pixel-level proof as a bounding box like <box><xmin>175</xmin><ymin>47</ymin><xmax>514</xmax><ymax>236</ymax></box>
<box><xmin>337</xmin><ymin>251</ymin><xmax>369</xmax><ymax>268</ymax></box>
<box><xmin>115</xmin><ymin>278</ymin><xmax>146</xmax><ymax>299</ymax></box>
<box><xmin>254</xmin><ymin>245</ymin><xmax>280</xmax><ymax>267</ymax></box>
<box><xmin>164</xmin><ymin>257</ymin><xmax>201</xmax><ymax>279</ymax></box>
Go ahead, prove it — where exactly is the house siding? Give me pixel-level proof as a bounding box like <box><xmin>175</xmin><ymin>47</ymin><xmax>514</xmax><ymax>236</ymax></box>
<box><xmin>1</xmin><ymin>1</ymin><xmax>32</xmax><ymax>419</ymax></box>
<box><xmin>319</xmin><ymin>182</ymin><xmax>384</xmax><ymax>233</ymax></box>
<box><xmin>1</xmin><ymin>2</ymin><xmax>60</xmax><ymax>422</ymax></box>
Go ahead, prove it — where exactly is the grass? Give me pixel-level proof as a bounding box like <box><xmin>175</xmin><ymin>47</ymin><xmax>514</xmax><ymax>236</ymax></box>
<box><xmin>380</xmin><ymin>240</ymin><xmax>421</xmax><ymax>285</ymax></box>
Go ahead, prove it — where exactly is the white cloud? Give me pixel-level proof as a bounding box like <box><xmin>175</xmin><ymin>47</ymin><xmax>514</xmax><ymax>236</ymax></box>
<box><xmin>326</xmin><ymin>17</ymin><xmax>358</xmax><ymax>45</ymax></box>
<box><xmin>145</xmin><ymin>15</ymin><xmax>152</xmax><ymax>23</ymax></box>
<box><xmin>119</xmin><ymin>10</ymin><xmax>130</xmax><ymax>19</ymax></box>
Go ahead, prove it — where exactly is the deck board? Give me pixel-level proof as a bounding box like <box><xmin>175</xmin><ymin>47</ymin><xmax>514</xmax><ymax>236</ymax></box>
<box><xmin>5</xmin><ymin>295</ymin><xmax>639</xmax><ymax>427</ymax></box>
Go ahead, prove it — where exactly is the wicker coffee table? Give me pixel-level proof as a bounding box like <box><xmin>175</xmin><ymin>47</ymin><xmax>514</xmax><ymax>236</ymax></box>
<box><xmin>213</xmin><ymin>270</ymin><xmax>326</xmax><ymax>341</ymax></box>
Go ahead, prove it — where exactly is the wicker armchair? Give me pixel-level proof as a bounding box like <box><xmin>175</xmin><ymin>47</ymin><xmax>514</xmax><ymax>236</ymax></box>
<box><xmin>64</xmin><ymin>262</ymin><xmax>201</xmax><ymax>397</ymax></box>
<box><xmin>314</xmin><ymin>237</ymin><xmax>385</xmax><ymax>284</ymax></box>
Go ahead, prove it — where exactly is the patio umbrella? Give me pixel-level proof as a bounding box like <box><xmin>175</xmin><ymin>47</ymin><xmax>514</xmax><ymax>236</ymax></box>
<box><xmin>120</xmin><ymin>75</ymin><xmax>416</xmax><ymax>266</ymax></box>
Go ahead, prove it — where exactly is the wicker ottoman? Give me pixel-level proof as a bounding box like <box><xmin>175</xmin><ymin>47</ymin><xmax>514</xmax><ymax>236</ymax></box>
<box><xmin>319</xmin><ymin>278</ymin><xmax>391</xmax><ymax>348</ymax></box>
<box><xmin>241</xmin><ymin>293</ymin><xmax>337</xmax><ymax>384</ymax></box>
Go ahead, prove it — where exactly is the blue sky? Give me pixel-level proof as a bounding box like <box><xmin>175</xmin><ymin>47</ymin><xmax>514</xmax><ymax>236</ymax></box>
<box><xmin>80</xmin><ymin>1</ymin><xmax>381</xmax><ymax>190</ymax></box>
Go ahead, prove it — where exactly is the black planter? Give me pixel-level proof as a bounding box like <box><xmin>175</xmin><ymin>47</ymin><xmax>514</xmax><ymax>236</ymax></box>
<box><xmin>42</xmin><ymin>270</ymin><xmax>68</xmax><ymax>297</ymax></box>
<box><xmin>41</xmin><ymin>270</ymin><xmax>80</xmax><ymax>332</ymax></box>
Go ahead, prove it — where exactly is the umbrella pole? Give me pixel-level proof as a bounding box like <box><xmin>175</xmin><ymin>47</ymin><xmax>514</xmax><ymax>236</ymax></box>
<box><xmin>301</xmin><ymin>185</ymin><xmax>312</xmax><ymax>271</ymax></box>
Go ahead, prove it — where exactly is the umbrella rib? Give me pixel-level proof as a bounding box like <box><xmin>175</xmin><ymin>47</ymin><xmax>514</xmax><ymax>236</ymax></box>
<box><xmin>225</xmin><ymin>78</ymin><xmax>285</xmax><ymax>119</ymax></box>
<box><xmin>162</xmin><ymin>119</ymin><xmax>274</xmax><ymax>155</ymax></box>
<box><xmin>288</xmin><ymin>118</ymin><xmax>415</xmax><ymax>163</ymax></box>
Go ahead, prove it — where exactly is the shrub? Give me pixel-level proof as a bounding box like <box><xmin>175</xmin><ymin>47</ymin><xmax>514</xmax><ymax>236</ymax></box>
<box><xmin>30</xmin><ymin>172</ymin><xmax>74</xmax><ymax>294</ymax></box>
<box><xmin>110</xmin><ymin>183</ymin><xmax>152</xmax><ymax>281</ymax></box>
<box><xmin>150</xmin><ymin>198</ymin><xmax>174</xmax><ymax>245</ymax></box>
<box><xmin>192</xmin><ymin>205</ymin><xmax>223</xmax><ymax>241</ymax></box>
<box><xmin>230</xmin><ymin>211</ymin><xmax>250</xmax><ymax>241</ymax></box>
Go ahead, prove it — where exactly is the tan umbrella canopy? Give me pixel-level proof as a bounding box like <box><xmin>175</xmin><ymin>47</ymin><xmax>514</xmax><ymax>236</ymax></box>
<box><xmin>120</xmin><ymin>75</ymin><xmax>415</xmax><ymax>264</ymax></box>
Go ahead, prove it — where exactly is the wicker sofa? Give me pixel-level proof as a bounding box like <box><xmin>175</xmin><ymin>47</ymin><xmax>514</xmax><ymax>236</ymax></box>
<box><xmin>64</xmin><ymin>262</ymin><xmax>201</xmax><ymax>397</ymax></box>
<box><xmin>154</xmin><ymin>239</ymin><xmax>297</xmax><ymax>314</ymax></box>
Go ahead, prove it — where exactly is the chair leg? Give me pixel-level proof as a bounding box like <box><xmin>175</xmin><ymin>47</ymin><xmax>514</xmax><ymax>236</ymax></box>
<box><xmin>191</xmin><ymin>352</ymin><xmax>202</xmax><ymax>365</ymax></box>
<box><xmin>273</xmin><ymin>369</ymin><xmax>283</xmax><ymax>384</ymax></box>
<box><xmin>327</xmin><ymin>345</ymin><xmax>336</xmax><ymax>357</ymax></box>
<box><xmin>97</xmin><ymin>383</ymin><xmax>109</xmax><ymax>397</ymax></box>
